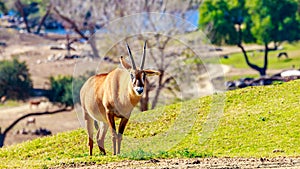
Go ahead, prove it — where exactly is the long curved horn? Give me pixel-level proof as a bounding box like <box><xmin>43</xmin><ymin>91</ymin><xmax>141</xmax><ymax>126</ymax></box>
<box><xmin>126</xmin><ymin>42</ymin><xmax>136</xmax><ymax>70</ymax></box>
<box><xmin>140</xmin><ymin>41</ymin><xmax>146</xmax><ymax>70</ymax></box>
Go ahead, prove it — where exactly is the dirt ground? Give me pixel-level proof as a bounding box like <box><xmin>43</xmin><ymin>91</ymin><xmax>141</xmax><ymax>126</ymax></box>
<box><xmin>68</xmin><ymin>157</ymin><xmax>300</xmax><ymax>169</ymax></box>
<box><xmin>0</xmin><ymin>28</ymin><xmax>84</xmax><ymax>146</ymax></box>
<box><xmin>0</xmin><ymin>102</ymin><xmax>81</xmax><ymax>146</ymax></box>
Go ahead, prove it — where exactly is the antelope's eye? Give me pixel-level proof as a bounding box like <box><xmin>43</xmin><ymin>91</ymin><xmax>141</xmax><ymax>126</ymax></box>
<box><xmin>130</xmin><ymin>73</ymin><xmax>135</xmax><ymax>80</ymax></box>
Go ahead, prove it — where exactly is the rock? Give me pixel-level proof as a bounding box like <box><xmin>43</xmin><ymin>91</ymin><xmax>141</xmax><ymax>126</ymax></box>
<box><xmin>20</xmin><ymin>128</ymin><xmax>29</xmax><ymax>135</ymax></box>
<box><xmin>64</xmin><ymin>54</ymin><xmax>80</xmax><ymax>59</ymax></box>
<box><xmin>225</xmin><ymin>81</ymin><xmax>236</xmax><ymax>90</ymax></box>
<box><xmin>56</xmin><ymin>53</ymin><xmax>64</xmax><ymax>60</ymax></box>
<box><xmin>47</xmin><ymin>54</ymin><xmax>55</xmax><ymax>61</ymax></box>
<box><xmin>281</xmin><ymin>70</ymin><xmax>300</xmax><ymax>77</ymax></box>
<box><xmin>273</xmin><ymin>149</ymin><xmax>284</xmax><ymax>153</ymax></box>
<box><xmin>0</xmin><ymin>42</ymin><xmax>7</xmax><ymax>46</ymax></box>
<box><xmin>236</xmin><ymin>80</ymin><xmax>247</xmax><ymax>88</ymax></box>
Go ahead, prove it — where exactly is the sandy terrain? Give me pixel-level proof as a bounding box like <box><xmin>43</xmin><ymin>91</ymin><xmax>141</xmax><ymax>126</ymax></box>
<box><xmin>0</xmin><ymin>102</ymin><xmax>81</xmax><ymax>146</ymax></box>
<box><xmin>66</xmin><ymin>157</ymin><xmax>300</xmax><ymax>169</ymax></box>
<box><xmin>0</xmin><ymin>28</ymin><xmax>83</xmax><ymax>146</ymax></box>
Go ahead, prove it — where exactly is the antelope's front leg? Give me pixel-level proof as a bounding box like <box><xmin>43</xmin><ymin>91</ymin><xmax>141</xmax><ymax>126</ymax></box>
<box><xmin>106</xmin><ymin>112</ymin><xmax>117</xmax><ymax>155</ymax></box>
<box><xmin>117</xmin><ymin>118</ymin><xmax>129</xmax><ymax>154</ymax></box>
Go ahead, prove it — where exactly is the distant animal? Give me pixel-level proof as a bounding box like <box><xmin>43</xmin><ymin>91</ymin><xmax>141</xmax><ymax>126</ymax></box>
<box><xmin>277</xmin><ymin>52</ymin><xmax>288</xmax><ymax>59</ymax></box>
<box><xmin>0</xmin><ymin>96</ymin><xmax>7</xmax><ymax>104</ymax></box>
<box><xmin>26</xmin><ymin>117</ymin><xmax>36</xmax><ymax>126</ymax></box>
<box><xmin>29</xmin><ymin>100</ymin><xmax>42</xmax><ymax>109</ymax></box>
<box><xmin>80</xmin><ymin>41</ymin><xmax>160</xmax><ymax>155</ymax></box>
<box><xmin>29</xmin><ymin>99</ymin><xmax>47</xmax><ymax>109</ymax></box>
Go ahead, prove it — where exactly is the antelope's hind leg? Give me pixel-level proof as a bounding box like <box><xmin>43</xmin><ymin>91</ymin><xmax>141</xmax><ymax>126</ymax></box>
<box><xmin>96</xmin><ymin>121</ymin><xmax>108</xmax><ymax>155</ymax></box>
<box><xmin>85</xmin><ymin>113</ymin><xmax>94</xmax><ymax>156</ymax></box>
<box><xmin>106</xmin><ymin>111</ymin><xmax>117</xmax><ymax>155</ymax></box>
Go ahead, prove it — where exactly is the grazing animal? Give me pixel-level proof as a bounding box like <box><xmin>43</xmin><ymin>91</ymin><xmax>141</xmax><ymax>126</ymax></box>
<box><xmin>29</xmin><ymin>100</ymin><xmax>41</xmax><ymax>109</ymax></box>
<box><xmin>0</xmin><ymin>96</ymin><xmax>6</xmax><ymax>104</ymax></box>
<box><xmin>80</xmin><ymin>41</ymin><xmax>160</xmax><ymax>155</ymax></box>
<box><xmin>29</xmin><ymin>99</ymin><xmax>46</xmax><ymax>109</ymax></box>
<box><xmin>26</xmin><ymin>117</ymin><xmax>36</xmax><ymax>126</ymax></box>
<box><xmin>277</xmin><ymin>52</ymin><xmax>288</xmax><ymax>59</ymax></box>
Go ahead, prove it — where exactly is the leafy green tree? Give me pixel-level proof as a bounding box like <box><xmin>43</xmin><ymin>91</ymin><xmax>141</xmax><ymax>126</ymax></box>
<box><xmin>199</xmin><ymin>0</ymin><xmax>300</xmax><ymax>76</ymax></box>
<box><xmin>0</xmin><ymin>59</ymin><xmax>33</xmax><ymax>100</ymax></box>
<box><xmin>49</xmin><ymin>72</ymin><xmax>92</xmax><ymax>107</ymax></box>
<box><xmin>0</xmin><ymin>0</ymin><xmax>7</xmax><ymax>14</ymax></box>
<box><xmin>72</xmin><ymin>71</ymin><xmax>93</xmax><ymax>105</ymax></box>
<box><xmin>199</xmin><ymin>0</ymin><xmax>254</xmax><ymax>45</ymax></box>
<box><xmin>248</xmin><ymin>0</ymin><xmax>300</xmax><ymax>47</ymax></box>
<box><xmin>49</xmin><ymin>75</ymin><xmax>73</xmax><ymax>107</ymax></box>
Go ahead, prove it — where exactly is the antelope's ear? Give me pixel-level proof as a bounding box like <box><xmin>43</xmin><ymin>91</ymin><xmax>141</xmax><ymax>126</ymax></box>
<box><xmin>144</xmin><ymin>69</ymin><xmax>160</xmax><ymax>76</ymax></box>
<box><xmin>120</xmin><ymin>56</ymin><xmax>132</xmax><ymax>70</ymax></box>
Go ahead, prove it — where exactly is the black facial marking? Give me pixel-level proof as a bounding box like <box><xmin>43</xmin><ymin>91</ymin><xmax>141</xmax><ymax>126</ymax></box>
<box><xmin>142</xmin><ymin>72</ymin><xmax>146</xmax><ymax>81</ymax></box>
<box><xmin>130</xmin><ymin>73</ymin><xmax>135</xmax><ymax>81</ymax></box>
<box><xmin>131</xmin><ymin>71</ymin><xmax>146</xmax><ymax>88</ymax></box>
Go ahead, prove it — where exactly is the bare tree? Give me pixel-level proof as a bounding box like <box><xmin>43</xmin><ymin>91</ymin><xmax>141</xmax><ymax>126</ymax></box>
<box><xmin>14</xmin><ymin>0</ymin><xmax>52</xmax><ymax>34</ymax></box>
<box><xmin>95</xmin><ymin>0</ymin><xmax>203</xmax><ymax>110</ymax></box>
<box><xmin>53</xmin><ymin>0</ymin><xmax>203</xmax><ymax>110</ymax></box>
<box><xmin>51</xmin><ymin>0</ymin><xmax>111</xmax><ymax>58</ymax></box>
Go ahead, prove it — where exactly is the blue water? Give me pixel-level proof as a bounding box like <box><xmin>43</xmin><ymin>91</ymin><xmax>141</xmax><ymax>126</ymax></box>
<box><xmin>44</xmin><ymin>28</ymin><xmax>67</xmax><ymax>35</ymax></box>
<box><xmin>45</xmin><ymin>10</ymin><xmax>199</xmax><ymax>35</ymax></box>
<box><xmin>183</xmin><ymin>10</ymin><xmax>199</xmax><ymax>27</ymax></box>
<box><xmin>1</xmin><ymin>9</ymin><xmax>199</xmax><ymax>35</ymax></box>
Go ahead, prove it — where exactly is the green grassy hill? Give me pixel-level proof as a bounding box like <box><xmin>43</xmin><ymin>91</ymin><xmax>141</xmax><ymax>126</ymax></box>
<box><xmin>0</xmin><ymin>80</ymin><xmax>299</xmax><ymax>168</ymax></box>
<box><xmin>220</xmin><ymin>42</ymin><xmax>300</xmax><ymax>70</ymax></box>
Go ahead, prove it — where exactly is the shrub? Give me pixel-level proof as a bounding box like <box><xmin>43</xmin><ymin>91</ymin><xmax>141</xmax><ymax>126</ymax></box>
<box><xmin>49</xmin><ymin>75</ymin><xmax>73</xmax><ymax>107</ymax></box>
<box><xmin>0</xmin><ymin>59</ymin><xmax>33</xmax><ymax>100</ymax></box>
<box><xmin>49</xmin><ymin>72</ymin><xmax>93</xmax><ymax>107</ymax></box>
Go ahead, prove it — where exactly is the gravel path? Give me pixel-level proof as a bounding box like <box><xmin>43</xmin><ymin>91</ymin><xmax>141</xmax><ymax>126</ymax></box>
<box><xmin>69</xmin><ymin>157</ymin><xmax>300</xmax><ymax>169</ymax></box>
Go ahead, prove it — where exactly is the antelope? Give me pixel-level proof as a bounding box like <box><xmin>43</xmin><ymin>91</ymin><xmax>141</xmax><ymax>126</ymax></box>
<box><xmin>0</xmin><ymin>96</ymin><xmax>6</xmax><ymax>104</ymax></box>
<box><xmin>29</xmin><ymin>100</ymin><xmax>41</xmax><ymax>108</ymax></box>
<box><xmin>26</xmin><ymin>117</ymin><xmax>36</xmax><ymax>126</ymax></box>
<box><xmin>80</xmin><ymin>41</ymin><xmax>160</xmax><ymax>155</ymax></box>
<box><xmin>29</xmin><ymin>98</ymin><xmax>47</xmax><ymax>109</ymax></box>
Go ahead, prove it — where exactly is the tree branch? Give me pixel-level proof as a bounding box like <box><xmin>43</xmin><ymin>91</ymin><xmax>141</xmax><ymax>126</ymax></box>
<box><xmin>36</xmin><ymin>3</ymin><xmax>52</xmax><ymax>34</ymax></box>
<box><xmin>263</xmin><ymin>43</ymin><xmax>269</xmax><ymax>71</ymax></box>
<box><xmin>15</xmin><ymin>0</ymin><xmax>31</xmax><ymax>33</ymax></box>
<box><xmin>237</xmin><ymin>43</ymin><xmax>263</xmax><ymax>73</ymax></box>
<box><xmin>53</xmin><ymin>7</ymin><xmax>89</xmax><ymax>40</ymax></box>
<box><xmin>3</xmin><ymin>107</ymin><xmax>70</xmax><ymax>136</ymax></box>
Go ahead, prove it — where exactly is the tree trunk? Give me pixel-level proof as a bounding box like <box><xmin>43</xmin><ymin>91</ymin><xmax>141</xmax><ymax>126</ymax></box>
<box><xmin>15</xmin><ymin>0</ymin><xmax>31</xmax><ymax>33</ymax></box>
<box><xmin>140</xmin><ymin>89</ymin><xmax>149</xmax><ymax>111</ymax></box>
<box><xmin>262</xmin><ymin>43</ymin><xmax>269</xmax><ymax>76</ymax></box>
<box><xmin>36</xmin><ymin>4</ymin><xmax>52</xmax><ymax>34</ymax></box>
<box><xmin>151</xmin><ymin>70</ymin><xmax>164</xmax><ymax>109</ymax></box>
<box><xmin>0</xmin><ymin>128</ymin><xmax>3</xmax><ymax>148</ymax></box>
<box><xmin>140</xmin><ymin>80</ymin><xmax>150</xmax><ymax>111</ymax></box>
<box><xmin>237</xmin><ymin>44</ymin><xmax>263</xmax><ymax>76</ymax></box>
<box><xmin>236</xmin><ymin>24</ymin><xmax>268</xmax><ymax>77</ymax></box>
<box><xmin>66</xmin><ymin>33</ymin><xmax>71</xmax><ymax>57</ymax></box>
<box><xmin>53</xmin><ymin>7</ymin><xmax>100</xmax><ymax>59</ymax></box>
<box><xmin>88</xmin><ymin>27</ymin><xmax>101</xmax><ymax>58</ymax></box>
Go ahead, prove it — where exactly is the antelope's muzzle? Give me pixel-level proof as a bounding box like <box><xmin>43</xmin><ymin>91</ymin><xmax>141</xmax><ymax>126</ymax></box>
<box><xmin>134</xmin><ymin>87</ymin><xmax>144</xmax><ymax>95</ymax></box>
